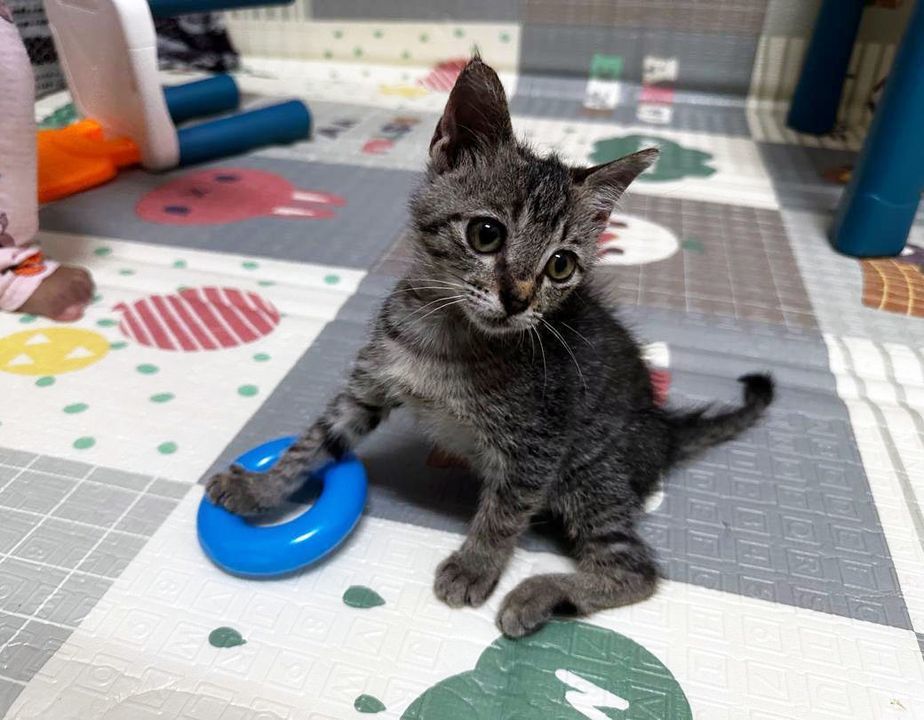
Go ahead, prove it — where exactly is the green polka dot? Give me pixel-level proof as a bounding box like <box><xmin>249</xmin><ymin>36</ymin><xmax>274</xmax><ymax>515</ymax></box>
<box><xmin>110</xmin><ymin>341</ymin><xmax>128</xmax><ymax>350</ymax></box>
<box><xmin>96</xmin><ymin>319</ymin><xmax>117</xmax><ymax>328</ymax></box>
<box><xmin>150</xmin><ymin>392</ymin><xmax>174</xmax><ymax>403</ymax></box>
<box><xmin>499</xmin><ymin>31</ymin><xmax>511</xmax><ymax>43</ymax></box>
<box><xmin>177</xmin><ymin>285</ymin><xmax>190</xmax><ymax>292</ymax></box>
<box><xmin>401</xmin><ymin>50</ymin><xmax>411</xmax><ymax>60</ymax></box>
<box><xmin>94</xmin><ymin>247</ymin><xmax>112</xmax><ymax>256</ymax></box>
<box><xmin>118</xmin><ymin>268</ymin><xmax>135</xmax><ymax>276</ymax></box>
<box><xmin>419</xmin><ymin>33</ymin><xmax>429</xmax><ymax>42</ymax></box>
<box><xmin>241</xmin><ymin>261</ymin><xmax>259</xmax><ymax>270</ymax></box>
<box><xmin>343</xmin><ymin>585</ymin><xmax>386</xmax><ymax>609</ymax></box>
<box><xmin>323</xmin><ymin>273</ymin><xmax>341</xmax><ymax>285</ymax></box>
<box><xmin>454</xmin><ymin>28</ymin><xmax>465</xmax><ymax>38</ymax></box>
<box><xmin>18</xmin><ymin>314</ymin><xmax>36</xmax><ymax>324</ymax></box>
<box><xmin>35</xmin><ymin>376</ymin><xmax>55</xmax><ymax>387</ymax></box>
<box><xmin>172</xmin><ymin>259</ymin><xmax>187</xmax><ymax>269</ymax></box>
<box><xmin>353</xmin><ymin>46</ymin><xmax>363</xmax><ymax>57</ymax></box>
<box><xmin>73</xmin><ymin>437</ymin><xmax>95</xmax><ymax>450</ymax></box>
<box><xmin>209</xmin><ymin>627</ymin><xmax>246</xmax><ymax>648</ymax></box>
<box><xmin>373</xmin><ymin>29</ymin><xmax>383</xmax><ymax>39</ymax></box>
<box><xmin>157</xmin><ymin>441</ymin><xmax>177</xmax><ymax>455</ymax></box>
<box><xmin>333</xmin><ymin>29</ymin><xmax>343</xmax><ymax>38</ymax></box>
<box><xmin>136</xmin><ymin>364</ymin><xmax>159</xmax><ymax>375</ymax></box>
<box><xmin>91</xmin><ymin>294</ymin><xmax>103</xmax><ymax>304</ymax></box>
<box><xmin>63</xmin><ymin>403</ymin><xmax>88</xmax><ymax>414</ymax></box>
<box><xmin>237</xmin><ymin>384</ymin><xmax>259</xmax><ymax>397</ymax></box>
<box><xmin>354</xmin><ymin>695</ymin><xmax>386</xmax><ymax>714</ymax></box>
<box><xmin>323</xmin><ymin>49</ymin><xmax>333</xmax><ymax>59</ymax></box>
<box><xmin>253</xmin><ymin>353</ymin><xmax>271</xmax><ymax>362</ymax></box>
<box><xmin>257</xmin><ymin>279</ymin><xmax>275</xmax><ymax>287</ymax></box>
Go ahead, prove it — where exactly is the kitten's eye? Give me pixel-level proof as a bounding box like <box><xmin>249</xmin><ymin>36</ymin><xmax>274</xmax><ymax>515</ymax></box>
<box><xmin>545</xmin><ymin>251</ymin><xmax>578</xmax><ymax>282</ymax></box>
<box><xmin>467</xmin><ymin>218</ymin><xmax>506</xmax><ymax>254</ymax></box>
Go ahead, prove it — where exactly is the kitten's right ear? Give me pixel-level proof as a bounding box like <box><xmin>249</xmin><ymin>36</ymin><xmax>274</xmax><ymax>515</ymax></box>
<box><xmin>429</xmin><ymin>56</ymin><xmax>513</xmax><ymax>173</ymax></box>
<box><xmin>571</xmin><ymin>148</ymin><xmax>659</xmax><ymax>218</ymax></box>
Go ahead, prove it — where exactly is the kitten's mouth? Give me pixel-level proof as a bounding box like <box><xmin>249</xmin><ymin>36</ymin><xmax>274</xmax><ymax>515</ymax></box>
<box><xmin>467</xmin><ymin>309</ymin><xmax>537</xmax><ymax>335</ymax></box>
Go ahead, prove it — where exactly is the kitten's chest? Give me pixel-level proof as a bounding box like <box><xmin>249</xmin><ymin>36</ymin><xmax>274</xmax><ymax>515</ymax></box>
<box><xmin>382</xmin><ymin>339</ymin><xmax>496</xmax><ymax>454</ymax></box>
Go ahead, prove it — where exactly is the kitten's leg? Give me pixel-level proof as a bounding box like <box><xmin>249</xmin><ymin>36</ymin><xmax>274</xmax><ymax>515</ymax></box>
<box><xmin>206</xmin><ymin>349</ymin><xmax>394</xmax><ymax>515</ymax></box>
<box><xmin>434</xmin><ymin>478</ymin><xmax>543</xmax><ymax>608</ymax></box>
<box><xmin>496</xmin><ymin>513</ymin><xmax>657</xmax><ymax>638</ymax></box>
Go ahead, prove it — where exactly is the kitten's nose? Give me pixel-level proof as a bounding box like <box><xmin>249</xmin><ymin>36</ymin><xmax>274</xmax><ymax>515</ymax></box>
<box><xmin>500</xmin><ymin>280</ymin><xmax>533</xmax><ymax>316</ymax></box>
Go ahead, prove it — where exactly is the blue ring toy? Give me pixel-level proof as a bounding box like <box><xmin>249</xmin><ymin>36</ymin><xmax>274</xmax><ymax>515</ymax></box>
<box><xmin>197</xmin><ymin>436</ymin><xmax>367</xmax><ymax>578</ymax></box>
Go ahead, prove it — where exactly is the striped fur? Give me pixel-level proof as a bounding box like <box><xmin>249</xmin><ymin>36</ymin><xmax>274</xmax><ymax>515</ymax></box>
<box><xmin>206</xmin><ymin>58</ymin><xmax>773</xmax><ymax>637</ymax></box>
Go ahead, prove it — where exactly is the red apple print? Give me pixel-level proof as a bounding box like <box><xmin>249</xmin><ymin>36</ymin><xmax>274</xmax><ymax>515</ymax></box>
<box><xmin>420</xmin><ymin>58</ymin><xmax>469</xmax><ymax>92</ymax></box>
<box><xmin>114</xmin><ymin>287</ymin><xmax>280</xmax><ymax>351</ymax></box>
<box><xmin>136</xmin><ymin>169</ymin><xmax>345</xmax><ymax>225</ymax></box>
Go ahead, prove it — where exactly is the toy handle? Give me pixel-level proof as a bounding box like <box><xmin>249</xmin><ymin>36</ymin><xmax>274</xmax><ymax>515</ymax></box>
<box><xmin>177</xmin><ymin>100</ymin><xmax>311</xmax><ymax>166</ymax></box>
<box><xmin>148</xmin><ymin>0</ymin><xmax>293</xmax><ymax>19</ymax></box>
<box><xmin>164</xmin><ymin>76</ymin><xmax>240</xmax><ymax>124</ymax></box>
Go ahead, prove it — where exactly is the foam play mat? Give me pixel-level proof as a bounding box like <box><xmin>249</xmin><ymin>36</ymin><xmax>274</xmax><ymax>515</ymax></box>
<box><xmin>3</xmin><ymin>3</ymin><xmax>924</xmax><ymax>718</ymax></box>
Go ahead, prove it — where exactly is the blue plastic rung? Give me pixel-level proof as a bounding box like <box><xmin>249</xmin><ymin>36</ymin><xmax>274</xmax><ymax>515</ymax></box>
<box><xmin>148</xmin><ymin>0</ymin><xmax>294</xmax><ymax>19</ymax></box>
<box><xmin>176</xmin><ymin>100</ymin><xmax>311</xmax><ymax>167</ymax></box>
<box><xmin>163</xmin><ymin>75</ymin><xmax>240</xmax><ymax>124</ymax></box>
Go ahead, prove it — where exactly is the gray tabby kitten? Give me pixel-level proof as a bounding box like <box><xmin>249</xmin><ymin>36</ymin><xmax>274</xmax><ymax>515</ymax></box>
<box><xmin>207</xmin><ymin>57</ymin><xmax>773</xmax><ymax>637</ymax></box>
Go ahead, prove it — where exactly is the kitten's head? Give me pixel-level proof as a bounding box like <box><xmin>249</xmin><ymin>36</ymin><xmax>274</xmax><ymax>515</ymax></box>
<box><xmin>409</xmin><ymin>56</ymin><xmax>656</xmax><ymax>335</ymax></box>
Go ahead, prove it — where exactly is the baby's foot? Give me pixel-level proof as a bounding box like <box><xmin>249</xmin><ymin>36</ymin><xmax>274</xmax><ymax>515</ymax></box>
<box><xmin>19</xmin><ymin>266</ymin><xmax>93</xmax><ymax>322</ymax></box>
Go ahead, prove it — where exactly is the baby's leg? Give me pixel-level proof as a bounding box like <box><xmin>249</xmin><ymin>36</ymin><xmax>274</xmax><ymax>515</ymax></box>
<box><xmin>0</xmin><ymin>6</ymin><xmax>92</xmax><ymax>320</ymax></box>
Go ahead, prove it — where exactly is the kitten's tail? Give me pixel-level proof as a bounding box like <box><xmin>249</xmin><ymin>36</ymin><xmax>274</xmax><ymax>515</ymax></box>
<box><xmin>665</xmin><ymin>374</ymin><xmax>774</xmax><ymax>465</ymax></box>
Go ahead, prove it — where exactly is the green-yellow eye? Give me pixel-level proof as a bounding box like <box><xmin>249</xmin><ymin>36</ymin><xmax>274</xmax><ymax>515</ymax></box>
<box><xmin>545</xmin><ymin>251</ymin><xmax>577</xmax><ymax>282</ymax></box>
<box><xmin>467</xmin><ymin>217</ymin><xmax>506</xmax><ymax>253</ymax></box>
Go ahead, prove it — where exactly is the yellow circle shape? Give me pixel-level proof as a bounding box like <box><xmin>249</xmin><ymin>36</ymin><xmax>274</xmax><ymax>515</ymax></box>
<box><xmin>0</xmin><ymin>327</ymin><xmax>110</xmax><ymax>376</ymax></box>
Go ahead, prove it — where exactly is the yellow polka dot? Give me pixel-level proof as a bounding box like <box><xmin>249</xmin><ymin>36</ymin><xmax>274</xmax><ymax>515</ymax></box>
<box><xmin>0</xmin><ymin>328</ymin><xmax>110</xmax><ymax>376</ymax></box>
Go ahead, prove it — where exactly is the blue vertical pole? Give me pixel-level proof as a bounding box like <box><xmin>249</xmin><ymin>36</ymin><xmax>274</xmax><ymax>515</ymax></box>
<box><xmin>830</xmin><ymin>0</ymin><xmax>924</xmax><ymax>257</ymax></box>
<box><xmin>787</xmin><ymin>0</ymin><xmax>866</xmax><ymax>135</ymax></box>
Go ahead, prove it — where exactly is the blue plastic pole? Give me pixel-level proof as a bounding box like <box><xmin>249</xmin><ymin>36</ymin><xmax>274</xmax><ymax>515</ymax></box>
<box><xmin>148</xmin><ymin>0</ymin><xmax>293</xmax><ymax>19</ymax></box>
<box><xmin>787</xmin><ymin>0</ymin><xmax>866</xmax><ymax>135</ymax></box>
<box><xmin>830</xmin><ymin>0</ymin><xmax>924</xmax><ymax>257</ymax></box>
<box><xmin>163</xmin><ymin>75</ymin><xmax>240</xmax><ymax>124</ymax></box>
<box><xmin>176</xmin><ymin>100</ymin><xmax>311</xmax><ymax>166</ymax></box>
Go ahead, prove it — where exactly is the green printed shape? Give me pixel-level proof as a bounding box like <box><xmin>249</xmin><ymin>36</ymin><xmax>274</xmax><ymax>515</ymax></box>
<box><xmin>373</xmin><ymin>29</ymin><xmax>384</xmax><ymax>38</ymax></box>
<box><xmin>257</xmin><ymin>280</ymin><xmax>275</xmax><ymax>287</ymax></box>
<box><xmin>38</xmin><ymin>102</ymin><xmax>79</xmax><ymax>129</ymax></box>
<box><xmin>590</xmin><ymin>134</ymin><xmax>716</xmax><ymax>182</ymax></box>
<box><xmin>253</xmin><ymin>353</ymin><xmax>271</xmax><ymax>362</ymax></box>
<box><xmin>342</xmin><ymin>586</ymin><xmax>385</xmax><ymax>609</ymax></box>
<box><xmin>63</xmin><ymin>403</ymin><xmax>88</xmax><ymax>414</ymax></box>
<box><xmin>402</xmin><ymin>621</ymin><xmax>691</xmax><ymax>720</ymax></box>
<box><xmin>237</xmin><ymin>384</ymin><xmax>259</xmax><ymax>397</ymax></box>
<box><xmin>35</xmin><ymin>376</ymin><xmax>55</xmax><ymax>387</ymax></box>
<box><xmin>150</xmin><ymin>392</ymin><xmax>174</xmax><ymax>403</ymax></box>
<box><xmin>157</xmin><ymin>441</ymin><xmax>178</xmax><ymax>455</ymax></box>
<box><xmin>682</xmin><ymin>238</ymin><xmax>705</xmax><ymax>253</ymax></box>
<box><xmin>323</xmin><ymin>273</ymin><xmax>341</xmax><ymax>285</ymax></box>
<box><xmin>118</xmin><ymin>268</ymin><xmax>135</xmax><ymax>276</ymax></box>
<box><xmin>173</xmin><ymin>259</ymin><xmax>187</xmax><ymax>269</ymax></box>
<box><xmin>589</xmin><ymin>53</ymin><xmax>624</xmax><ymax>81</ymax></box>
<box><xmin>96</xmin><ymin>319</ymin><xmax>117</xmax><ymax>328</ymax></box>
<box><xmin>18</xmin><ymin>314</ymin><xmax>36</xmax><ymax>324</ymax></box>
<box><xmin>110</xmin><ymin>341</ymin><xmax>128</xmax><ymax>350</ymax></box>
<box><xmin>241</xmin><ymin>260</ymin><xmax>259</xmax><ymax>270</ymax></box>
<box><xmin>209</xmin><ymin>626</ymin><xmax>246</xmax><ymax>648</ymax></box>
<box><xmin>73</xmin><ymin>437</ymin><xmax>95</xmax><ymax>450</ymax></box>
<box><xmin>137</xmin><ymin>363</ymin><xmax>159</xmax><ymax>375</ymax></box>
<box><xmin>355</xmin><ymin>695</ymin><xmax>386</xmax><ymax>714</ymax></box>
<box><xmin>499</xmin><ymin>31</ymin><xmax>511</xmax><ymax>43</ymax></box>
<box><xmin>93</xmin><ymin>247</ymin><xmax>112</xmax><ymax>256</ymax></box>
<box><xmin>353</xmin><ymin>47</ymin><xmax>364</xmax><ymax>58</ymax></box>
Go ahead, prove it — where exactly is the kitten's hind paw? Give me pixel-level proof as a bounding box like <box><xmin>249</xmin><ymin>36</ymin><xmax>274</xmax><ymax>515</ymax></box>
<box><xmin>434</xmin><ymin>551</ymin><xmax>501</xmax><ymax>608</ymax></box>
<box><xmin>496</xmin><ymin>574</ymin><xmax>569</xmax><ymax>638</ymax></box>
<box><xmin>205</xmin><ymin>465</ymin><xmax>280</xmax><ymax>516</ymax></box>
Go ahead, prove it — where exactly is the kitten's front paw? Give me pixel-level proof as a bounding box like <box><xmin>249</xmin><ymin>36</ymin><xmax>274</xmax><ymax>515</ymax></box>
<box><xmin>496</xmin><ymin>575</ymin><xmax>564</xmax><ymax>638</ymax></box>
<box><xmin>205</xmin><ymin>466</ymin><xmax>277</xmax><ymax>516</ymax></box>
<box><xmin>433</xmin><ymin>551</ymin><xmax>501</xmax><ymax>608</ymax></box>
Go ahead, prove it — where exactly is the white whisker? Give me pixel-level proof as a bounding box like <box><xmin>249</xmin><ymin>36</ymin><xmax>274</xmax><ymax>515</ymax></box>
<box><xmin>542</xmin><ymin>318</ymin><xmax>587</xmax><ymax>392</ymax></box>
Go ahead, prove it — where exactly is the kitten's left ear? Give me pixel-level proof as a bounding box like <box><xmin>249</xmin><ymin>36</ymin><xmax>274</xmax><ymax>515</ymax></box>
<box><xmin>429</xmin><ymin>56</ymin><xmax>514</xmax><ymax>173</ymax></box>
<box><xmin>571</xmin><ymin>148</ymin><xmax>659</xmax><ymax>216</ymax></box>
